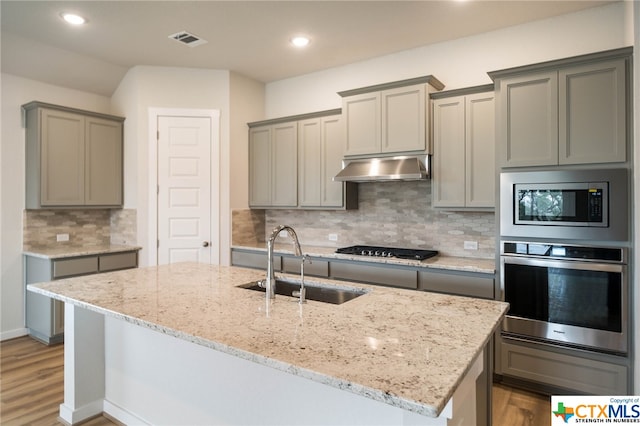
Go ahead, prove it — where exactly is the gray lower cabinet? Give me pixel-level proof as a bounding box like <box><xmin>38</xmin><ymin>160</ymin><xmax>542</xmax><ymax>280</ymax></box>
<box><xmin>25</xmin><ymin>250</ymin><xmax>138</xmax><ymax>345</ymax></box>
<box><xmin>230</xmin><ymin>249</ymin><xmax>283</xmax><ymax>272</ymax></box>
<box><xmin>231</xmin><ymin>248</ymin><xmax>495</xmax><ymax>298</ymax></box>
<box><xmin>330</xmin><ymin>261</ymin><xmax>418</xmax><ymax>289</ymax></box>
<box><xmin>496</xmin><ymin>335</ymin><xmax>629</xmax><ymax>395</ymax></box>
<box><xmin>418</xmin><ymin>269</ymin><xmax>494</xmax><ymax>299</ymax></box>
<box><xmin>282</xmin><ymin>256</ymin><xmax>329</xmax><ymax>277</ymax></box>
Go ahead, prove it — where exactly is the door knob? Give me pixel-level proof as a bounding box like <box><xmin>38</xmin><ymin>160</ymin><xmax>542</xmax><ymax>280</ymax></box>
<box><xmin>202</xmin><ymin>241</ymin><xmax>210</xmax><ymax>247</ymax></box>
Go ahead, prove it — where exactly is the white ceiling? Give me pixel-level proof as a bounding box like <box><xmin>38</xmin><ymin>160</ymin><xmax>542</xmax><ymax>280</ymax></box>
<box><xmin>1</xmin><ymin>0</ymin><xmax>618</xmax><ymax>96</ymax></box>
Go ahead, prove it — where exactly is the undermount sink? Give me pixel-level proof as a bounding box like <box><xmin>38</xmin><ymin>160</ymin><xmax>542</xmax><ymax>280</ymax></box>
<box><xmin>237</xmin><ymin>278</ymin><xmax>367</xmax><ymax>305</ymax></box>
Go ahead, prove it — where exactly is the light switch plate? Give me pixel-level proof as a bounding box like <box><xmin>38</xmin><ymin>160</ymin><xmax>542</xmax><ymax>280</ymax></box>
<box><xmin>56</xmin><ymin>233</ymin><xmax>70</xmax><ymax>242</ymax></box>
<box><xmin>328</xmin><ymin>234</ymin><xmax>338</xmax><ymax>241</ymax></box>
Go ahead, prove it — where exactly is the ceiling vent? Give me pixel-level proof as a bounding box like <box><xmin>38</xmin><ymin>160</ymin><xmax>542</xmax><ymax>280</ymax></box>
<box><xmin>168</xmin><ymin>31</ymin><xmax>208</xmax><ymax>48</ymax></box>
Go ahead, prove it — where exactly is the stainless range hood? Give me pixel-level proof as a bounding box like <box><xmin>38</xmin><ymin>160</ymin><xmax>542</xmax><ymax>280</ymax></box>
<box><xmin>333</xmin><ymin>155</ymin><xmax>429</xmax><ymax>182</ymax></box>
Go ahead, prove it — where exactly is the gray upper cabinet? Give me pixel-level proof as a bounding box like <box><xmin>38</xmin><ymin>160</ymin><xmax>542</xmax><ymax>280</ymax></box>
<box><xmin>339</xmin><ymin>75</ymin><xmax>444</xmax><ymax>157</ymax></box>
<box><xmin>559</xmin><ymin>59</ymin><xmax>627</xmax><ymax>165</ymax></box>
<box><xmin>249</xmin><ymin>122</ymin><xmax>298</xmax><ymax>207</ymax></box>
<box><xmin>85</xmin><ymin>116</ymin><xmax>124</xmax><ymax>205</ymax></box>
<box><xmin>298</xmin><ymin>115</ymin><xmax>345</xmax><ymax>207</ymax></box>
<box><xmin>248</xmin><ymin>110</ymin><xmax>355</xmax><ymax>210</ymax></box>
<box><xmin>24</xmin><ymin>102</ymin><xmax>124</xmax><ymax>208</ymax></box>
<box><xmin>432</xmin><ymin>88</ymin><xmax>495</xmax><ymax>209</ymax></box>
<box><xmin>491</xmin><ymin>48</ymin><xmax>631</xmax><ymax>168</ymax></box>
<box><xmin>495</xmin><ymin>71</ymin><xmax>558</xmax><ymax>167</ymax></box>
<box><xmin>341</xmin><ymin>91</ymin><xmax>381</xmax><ymax>156</ymax></box>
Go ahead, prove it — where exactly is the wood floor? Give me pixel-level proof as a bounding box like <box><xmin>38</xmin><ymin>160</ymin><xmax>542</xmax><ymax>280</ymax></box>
<box><xmin>1</xmin><ymin>336</ymin><xmax>550</xmax><ymax>425</ymax></box>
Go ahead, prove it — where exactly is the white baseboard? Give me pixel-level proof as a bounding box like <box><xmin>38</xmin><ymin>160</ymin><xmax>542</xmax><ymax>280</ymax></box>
<box><xmin>0</xmin><ymin>327</ymin><xmax>28</xmax><ymax>341</ymax></box>
<box><xmin>104</xmin><ymin>400</ymin><xmax>150</xmax><ymax>426</ymax></box>
<box><xmin>59</xmin><ymin>400</ymin><xmax>104</xmax><ymax>425</ymax></box>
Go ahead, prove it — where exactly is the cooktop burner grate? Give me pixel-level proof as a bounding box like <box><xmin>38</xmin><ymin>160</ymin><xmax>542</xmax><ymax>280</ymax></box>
<box><xmin>335</xmin><ymin>245</ymin><xmax>439</xmax><ymax>261</ymax></box>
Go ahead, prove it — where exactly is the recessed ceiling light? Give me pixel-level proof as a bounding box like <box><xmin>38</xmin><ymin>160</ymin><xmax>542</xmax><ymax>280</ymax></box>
<box><xmin>291</xmin><ymin>36</ymin><xmax>310</xmax><ymax>48</ymax></box>
<box><xmin>60</xmin><ymin>13</ymin><xmax>87</xmax><ymax>25</ymax></box>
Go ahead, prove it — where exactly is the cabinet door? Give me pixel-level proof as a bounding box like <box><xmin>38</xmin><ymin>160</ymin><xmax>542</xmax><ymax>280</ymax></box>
<box><xmin>465</xmin><ymin>93</ymin><xmax>495</xmax><ymax>208</ymax></box>
<box><xmin>271</xmin><ymin>122</ymin><xmax>297</xmax><ymax>206</ymax></box>
<box><xmin>381</xmin><ymin>84</ymin><xmax>426</xmax><ymax>153</ymax></box>
<box><xmin>249</xmin><ymin>126</ymin><xmax>272</xmax><ymax>206</ymax></box>
<box><xmin>559</xmin><ymin>59</ymin><xmax>626</xmax><ymax>164</ymax></box>
<box><xmin>298</xmin><ymin>119</ymin><xmax>322</xmax><ymax>206</ymax></box>
<box><xmin>85</xmin><ymin>116</ymin><xmax>123</xmax><ymax>206</ymax></box>
<box><xmin>320</xmin><ymin>116</ymin><xmax>345</xmax><ymax>207</ymax></box>
<box><xmin>343</xmin><ymin>92</ymin><xmax>380</xmax><ymax>156</ymax></box>
<box><xmin>497</xmin><ymin>72</ymin><xmax>558</xmax><ymax>167</ymax></box>
<box><xmin>40</xmin><ymin>108</ymin><xmax>85</xmax><ymax>205</ymax></box>
<box><xmin>432</xmin><ymin>96</ymin><xmax>466</xmax><ymax>208</ymax></box>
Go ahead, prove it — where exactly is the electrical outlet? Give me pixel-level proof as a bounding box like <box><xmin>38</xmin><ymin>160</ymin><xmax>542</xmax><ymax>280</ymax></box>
<box><xmin>56</xmin><ymin>233</ymin><xmax>70</xmax><ymax>242</ymax></box>
<box><xmin>328</xmin><ymin>233</ymin><xmax>338</xmax><ymax>242</ymax></box>
<box><xmin>463</xmin><ymin>240</ymin><xmax>478</xmax><ymax>251</ymax></box>
<box><xmin>278</xmin><ymin>230</ymin><xmax>289</xmax><ymax>238</ymax></box>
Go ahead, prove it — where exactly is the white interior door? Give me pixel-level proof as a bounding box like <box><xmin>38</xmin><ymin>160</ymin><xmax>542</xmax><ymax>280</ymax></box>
<box><xmin>157</xmin><ymin>116</ymin><xmax>212</xmax><ymax>265</ymax></box>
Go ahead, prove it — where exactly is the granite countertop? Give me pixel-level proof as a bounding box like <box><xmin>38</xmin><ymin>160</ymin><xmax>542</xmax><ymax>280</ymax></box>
<box><xmin>23</xmin><ymin>244</ymin><xmax>142</xmax><ymax>259</ymax></box>
<box><xmin>232</xmin><ymin>243</ymin><xmax>496</xmax><ymax>274</ymax></box>
<box><xmin>28</xmin><ymin>262</ymin><xmax>508</xmax><ymax>418</ymax></box>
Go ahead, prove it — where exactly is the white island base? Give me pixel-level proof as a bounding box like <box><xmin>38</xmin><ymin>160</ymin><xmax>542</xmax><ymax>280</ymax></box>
<box><xmin>60</xmin><ymin>304</ymin><xmax>483</xmax><ymax>426</ymax></box>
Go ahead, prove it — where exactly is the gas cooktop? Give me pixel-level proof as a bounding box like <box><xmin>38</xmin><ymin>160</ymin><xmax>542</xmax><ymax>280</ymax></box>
<box><xmin>335</xmin><ymin>245</ymin><xmax>439</xmax><ymax>261</ymax></box>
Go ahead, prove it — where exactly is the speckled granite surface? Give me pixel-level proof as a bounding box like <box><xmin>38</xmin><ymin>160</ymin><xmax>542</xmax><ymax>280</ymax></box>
<box><xmin>29</xmin><ymin>262</ymin><xmax>508</xmax><ymax>418</ymax></box>
<box><xmin>233</xmin><ymin>243</ymin><xmax>496</xmax><ymax>274</ymax></box>
<box><xmin>23</xmin><ymin>244</ymin><xmax>141</xmax><ymax>259</ymax></box>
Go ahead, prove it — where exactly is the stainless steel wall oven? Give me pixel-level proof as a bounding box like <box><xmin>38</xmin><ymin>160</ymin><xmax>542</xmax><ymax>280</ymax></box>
<box><xmin>500</xmin><ymin>241</ymin><xmax>628</xmax><ymax>354</ymax></box>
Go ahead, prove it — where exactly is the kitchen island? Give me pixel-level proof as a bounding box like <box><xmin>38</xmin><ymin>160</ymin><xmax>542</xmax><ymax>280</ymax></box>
<box><xmin>28</xmin><ymin>262</ymin><xmax>508</xmax><ymax>425</ymax></box>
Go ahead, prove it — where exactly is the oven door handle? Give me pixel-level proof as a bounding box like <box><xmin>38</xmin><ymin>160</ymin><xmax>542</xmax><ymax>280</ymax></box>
<box><xmin>501</xmin><ymin>256</ymin><xmax>625</xmax><ymax>273</ymax></box>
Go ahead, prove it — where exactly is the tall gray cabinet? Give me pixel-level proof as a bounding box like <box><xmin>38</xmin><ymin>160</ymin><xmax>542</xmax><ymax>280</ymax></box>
<box><xmin>489</xmin><ymin>47</ymin><xmax>633</xmax><ymax>395</ymax></box>
<box><xmin>23</xmin><ymin>101</ymin><xmax>124</xmax><ymax>208</ymax></box>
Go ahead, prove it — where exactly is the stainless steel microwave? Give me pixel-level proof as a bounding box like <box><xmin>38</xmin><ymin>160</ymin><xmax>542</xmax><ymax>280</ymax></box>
<box><xmin>500</xmin><ymin>168</ymin><xmax>629</xmax><ymax>242</ymax></box>
<box><xmin>514</xmin><ymin>181</ymin><xmax>607</xmax><ymax>227</ymax></box>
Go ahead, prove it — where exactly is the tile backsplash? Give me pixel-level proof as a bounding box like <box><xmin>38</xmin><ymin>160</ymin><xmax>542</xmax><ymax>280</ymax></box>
<box><xmin>24</xmin><ymin>208</ymin><xmax>137</xmax><ymax>249</ymax></box>
<box><xmin>234</xmin><ymin>180</ymin><xmax>495</xmax><ymax>259</ymax></box>
<box><xmin>110</xmin><ymin>209</ymin><xmax>137</xmax><ymax>245</ymax></box>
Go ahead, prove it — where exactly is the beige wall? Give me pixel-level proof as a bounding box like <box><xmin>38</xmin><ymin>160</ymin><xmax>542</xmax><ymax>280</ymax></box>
<box><xmin>265</xmin><ymin>2</ymin><xmax>630</xmax><ymax>118</ymax></box>
<box><xmin>0</xmin><ymin>74</ymin><xmax>111</xmax><ymax>339</ymax></box>
<box><xmin>111</xmin><ymin>66</ymin><xmax>233</xmax><ymax>267</ymax></box>
<box><xmin>229</xmin><ymin>72</ymin><xmax>265</xmax><ymax>210</ymax></box>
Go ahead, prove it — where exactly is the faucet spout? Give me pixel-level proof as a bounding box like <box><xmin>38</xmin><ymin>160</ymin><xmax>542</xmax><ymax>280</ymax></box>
<box><xmin>265</xmin><ymin>225</ymin><xmax>303</xmax><ymax>299</ymax></box>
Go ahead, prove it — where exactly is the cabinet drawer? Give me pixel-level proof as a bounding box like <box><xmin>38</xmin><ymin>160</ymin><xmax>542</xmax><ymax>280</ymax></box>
<box><xmin>500</xmin><ymin>339</ymin><xmax>628</xmax><ymax>394</ymax></box>
<box><xmin>418</xmin><ymin>270</ymin><xmax>494</xmax><ymax>299</ymax></box>
<box><xmin>99</xmin><ymin>251</ymin><xmax>137</xmax><ymax>272</ymax></box>
<box><xmin>53</xmin><ymin>256</ymin><xmax>98</xmax><ymax>278</ymax></box>
<box><xmin>231</xmin><ymin>250</ymin><xmax>282</xmax><ymax>272</ymax></box>
<box><xmin>282</xmin><ymin>256</ymin><xmax>329</xmax><ymax>277</ymax></box>
<box><xmin>330</xmin><ymin>261</ymin><xmax>417</xmax><ymax>289</ymax></box>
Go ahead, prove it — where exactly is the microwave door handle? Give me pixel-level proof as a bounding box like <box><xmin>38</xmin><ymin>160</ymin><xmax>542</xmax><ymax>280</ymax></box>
<box><xmin>502</xmin><ymin>256</ymin><xmax>624</xmax><ymax>273</ymax></box>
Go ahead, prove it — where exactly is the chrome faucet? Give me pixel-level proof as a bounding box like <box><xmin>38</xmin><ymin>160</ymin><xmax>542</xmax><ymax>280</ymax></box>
<box><xmin>266</xmin><ymin>225</ymin><xmax>302</xmax><ymax>300</ymax></box>
<box><xmin>293</xmin><ymin>254</ymin><xmax>312</xmax><ymax>304</ymax></box>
